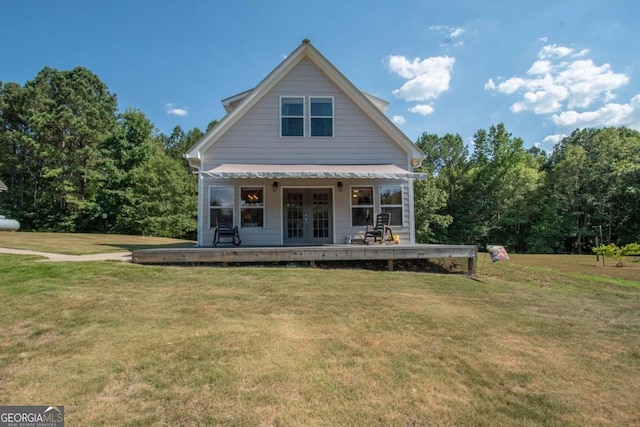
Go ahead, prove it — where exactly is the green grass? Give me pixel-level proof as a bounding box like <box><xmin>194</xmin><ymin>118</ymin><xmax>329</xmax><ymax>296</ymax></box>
<box><xmin>1</xmin><ymin>235</ymin><xmax>639</xmax><ymax>426</ymax></box>
<box><xmin>0</xmin><ymin>232</ymin><xmax>195</xmax><ymax>254</ymax></box>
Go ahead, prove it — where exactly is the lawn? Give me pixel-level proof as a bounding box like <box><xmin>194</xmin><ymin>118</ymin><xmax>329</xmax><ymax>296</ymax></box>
<box><xmin>1</xmin><ymin>235</ymin><xmax>639</xmax><ymax>426</ymax></box>
<box><xmin>0</xmin><ymin>232</ymin><xmax>195</xmax><ymax>255</ymax></box>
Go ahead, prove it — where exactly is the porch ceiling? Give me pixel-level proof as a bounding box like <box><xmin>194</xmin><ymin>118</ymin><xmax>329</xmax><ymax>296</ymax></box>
<box><xmin>200</xmin><ymin>164</ymin><xmax>428</xmax><ymax>180</ymax></box>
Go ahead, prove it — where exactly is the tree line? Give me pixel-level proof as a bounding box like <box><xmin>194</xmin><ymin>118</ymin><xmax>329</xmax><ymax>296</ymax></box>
<box><xmin>414</xmin><ymin>123</ymin><xmax>640</xmax><ymax>253</ymax></box>
<box><xmin>1</xmin><ymin>66</ymin><xmax>638</xmax><ymax>251</ymax></box>
<box><xmin>0</xmin><ymin>66</ymin><xmax>211</xmax><ymax>239</ymax></box>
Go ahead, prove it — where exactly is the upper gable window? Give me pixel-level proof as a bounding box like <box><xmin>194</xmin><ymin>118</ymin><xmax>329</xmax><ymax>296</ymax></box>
<box><xmin>310</xmin><ymin>97</ymin><xmax>333</xmax><ymax>137</ymax></box>
<box><xmin>281</xmin><ymin>97</ymin><xmax>304</xmax><ymax>137</ymax></box>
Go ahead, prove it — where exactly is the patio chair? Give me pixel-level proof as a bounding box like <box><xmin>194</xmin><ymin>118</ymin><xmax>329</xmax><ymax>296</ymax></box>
<box><xmin>213</xmin><ymin>217</ymin><xmax>241</xmax><ymax>246</ymax></box>
<box><xmin>364</xmin><ymin>212</ymin><xmax>394</xmax><ymax>244</ymax></box>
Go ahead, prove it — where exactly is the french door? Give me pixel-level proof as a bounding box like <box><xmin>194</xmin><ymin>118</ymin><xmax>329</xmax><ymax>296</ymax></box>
<box><xmin>283</xmin><ymin>189</ymin><xmax>332</xmax><ymax>245</ymax></box>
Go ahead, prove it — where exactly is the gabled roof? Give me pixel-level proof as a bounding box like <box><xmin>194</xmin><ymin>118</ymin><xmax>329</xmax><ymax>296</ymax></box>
<box><xmin>186</xmin><ymin>39</ymin><xmax>424</xmax><ymax>169</ymax></box>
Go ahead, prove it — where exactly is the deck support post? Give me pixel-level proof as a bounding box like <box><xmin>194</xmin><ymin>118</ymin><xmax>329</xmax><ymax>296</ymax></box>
<box><xmin>310</xmin><ymin>260</ymin><xmax>316</xmax><ymax>268</ymax></box>
<box><xmin>388</xmin><ymin>259</ymin><xmax>394</xmax><ymax>271</ymax></box>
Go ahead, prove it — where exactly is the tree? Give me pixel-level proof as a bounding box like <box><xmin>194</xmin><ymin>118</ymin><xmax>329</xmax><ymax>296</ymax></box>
<box><xmin>415</xmin><ymin>132</ymin><xmax>468</xmax><ymax>242</ymax></box>
<box><xmin>96</xmin><ymin>109</ymin><xmax>157</xmax><ymax>233</ymax></box>
<box><xmin>546</xmin><ymin>127</ymin><xmax>640</xmax><ymax>252</ymax></box>
<box><xmin>0</xmin><ymin>67</ymin><xmax>117</xmax><ymax>231</ymax></box>
<box><xmin>450</xmin><ymin>123</ymin><xmax>542</xmax><ymax>250</ymax></box>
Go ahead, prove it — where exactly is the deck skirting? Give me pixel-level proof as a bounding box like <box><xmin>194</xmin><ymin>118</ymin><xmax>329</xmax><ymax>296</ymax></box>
<box><xmin>132</xmin><ymin>244</ymin><xmax>477</xmax><ymax>273</ymax></box>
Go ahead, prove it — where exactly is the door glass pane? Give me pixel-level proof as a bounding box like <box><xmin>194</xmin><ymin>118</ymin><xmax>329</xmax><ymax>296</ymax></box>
<box><xmin>312</xmin><ymin>192</ymin><xmax>329</xmax><ymax>238</ymax></box>
<box><xmin>286</xmin><ymin>192</ymin><xmax>303</xmax><ymax>238</ymax></box>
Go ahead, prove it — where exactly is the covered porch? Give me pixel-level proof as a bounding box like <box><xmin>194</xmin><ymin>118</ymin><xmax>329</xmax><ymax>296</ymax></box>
<box><xmin>198</xmin><ymin>163</ymin><xmax>428</xmax><ymax>248</ymax></box>
<box><xmin>132</xmin><ymin>243</ymin><xmax>478</xmax><ymax>273</ymax></box>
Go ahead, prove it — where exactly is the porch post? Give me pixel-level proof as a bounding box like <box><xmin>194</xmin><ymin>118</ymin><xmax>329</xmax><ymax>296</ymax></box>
<box><xmin>197</xmin><ymin>173</ymin><xmax>205</xmax><ymax>247</ymax></box>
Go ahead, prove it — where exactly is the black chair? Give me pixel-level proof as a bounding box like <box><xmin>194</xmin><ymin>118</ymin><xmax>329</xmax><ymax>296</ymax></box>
<box><xmin>364</xmin><ymin>212</ymin><xmax>393</xmax><ymax>244</ymax></box>
<box><xmin>213</xmin><ymin>217</ymin><xmax>241</xmax><ymax>246</ymax></box>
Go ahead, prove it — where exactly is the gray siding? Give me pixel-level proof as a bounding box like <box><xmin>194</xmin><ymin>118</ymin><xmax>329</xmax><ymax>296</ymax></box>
<box><xmin>197</xmin><ymin>56</ymin><xmax>416</xmax><ymax>247</ymax></box>
<box><xmin>202</xmin><ymin>57</ymin><xmax>408</xmax><ymax>170</ymax></box>
<box><xmin>201</xmin><ymin>177</ymin><xmax>412</xmax><ymax>247</ymax></box>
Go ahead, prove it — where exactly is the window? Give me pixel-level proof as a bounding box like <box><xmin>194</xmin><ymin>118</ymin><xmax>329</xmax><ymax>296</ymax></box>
<box><xmin>310</xmin><ymin>97</ymin><xmax>333</xmax><ymax>137</ymax></box>
<box><xmin>281</xmin><ymin>97</ymin><xmax>304</xmax><ymax>137</ymax></box>
<box><xmin>209</xmin><ymin>186</ymin><xmax>234</xmax><ymax>228</ymax></box>
<box><xmin>351</xmin><ymin>186</ymin><xmax>374</xmax><ymax>226</ymax></box>
<box><xmin>240</xmin><ymin>187</ymin><xmax>264</xmax><ymax>228</ymax></box>
<box><xmin>379</xmin><ymin>185</ymin><xmax>403</xmax><ymax>226</ymax></box>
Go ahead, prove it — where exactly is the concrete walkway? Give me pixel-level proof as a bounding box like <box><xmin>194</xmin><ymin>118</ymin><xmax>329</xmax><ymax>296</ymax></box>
<box><xmin>0</xmin><ymin>247</ymin><xmax>131</xmax><ymax>262</ymax></box>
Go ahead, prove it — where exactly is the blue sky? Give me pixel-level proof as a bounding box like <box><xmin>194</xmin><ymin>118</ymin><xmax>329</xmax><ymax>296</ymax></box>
<box><xmin>2</xmin><ymin>0</ymin><xmax>639</xmax><ymax>151</ymax></box>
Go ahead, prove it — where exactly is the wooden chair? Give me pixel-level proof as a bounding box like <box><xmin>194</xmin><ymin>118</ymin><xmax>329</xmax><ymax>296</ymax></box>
<box><xmin>213</xmin><ymin>217</ymin><xmax>241</xmax><ymax>246</ymax></box>
<box><xmin>364</xmin><ymin>212</ymin><xmax>394</xmax><ymax>244</ymax></box>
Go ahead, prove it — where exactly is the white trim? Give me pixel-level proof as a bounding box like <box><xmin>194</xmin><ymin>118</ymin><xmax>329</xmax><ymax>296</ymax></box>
<box><xmin>309</xmin><ymin>96</ymin><xmax>334</xmax><ymax>138</ymax></box>
<box><xmin>239</xmin><ymin>185</ymin><xmax>265</xmax><ymax>229</ymax></box>
<box><xmin>280</xmin><ymin>96</ymin><xmax>305</xmax><ymax>138</ymax></box>
<box><xmin>201</xmin><ymin>164</ymin><xmax>428</xmax><ymax>180</ymax></box>
<box><xmin>408</xmin><ymin>178</ymin><xmax>416</xmax><ymax>244</ymax></box>
<box><xmin>208</xmin><ymin>185</ymin><xmax>236</xmax><ymax>229</ymax></box>
<box><xmin>281</xmin><ymin>185</ymin><xmax>335</xmax><ymax>244</ymax></box>
<box><xmin>197</xmin><ymin>174</ymin><xmax>205</xmax><ymax>246</ymax></box>
<box><xmin>349</xmin><ymin>185</ymin><xmax>374</xmax><ymax>227</ymax></box>
<box><xmin>185</xmin><ymin>40</ymin><xmax>426</xmax><ymax>168</ymax></box>
<box><xmin>379</xmin><ymin>184</ymin><xmax>404</xmax><ymax>227</ymax></box>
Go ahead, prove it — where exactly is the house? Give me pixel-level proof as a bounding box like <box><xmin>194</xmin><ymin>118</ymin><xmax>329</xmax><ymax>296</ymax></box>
<box><xmin>185</xmin><ymin>39</ymin><xmax>427</xmax><ymax>247</ymax></box>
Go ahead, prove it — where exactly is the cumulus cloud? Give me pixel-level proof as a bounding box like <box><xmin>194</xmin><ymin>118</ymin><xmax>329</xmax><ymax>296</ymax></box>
<box><xmin>551</xmin><ymin>102</ymin><xmax>635</xmax><ymax>127</ymax></box>
<box><xmin>409</xmin><ymin>104</ymin><xmax>435</xmax><ymax>116</ymax></box>
<box><xmin>542</xmin><ymin>133</ymin><xmax>566</xmax><ymax>145</ymax></box>
<box><xmin>539</xmin><ymin>44</ymin><xmax>573</xmax><ymax>59</ymax></box>
<box><xmin>485</xmin><ymin>42</ymin><xmax>639</xmax><ymax>132</ymax></box>
<box><xmin>388</xmin><ymin>55</ymin><xmax>455</xmax><ymax>102</ymax></box>
<box><xmin>166</xmin><ymin>103</ymin><xmax>188</xmax><ymax>116</ymax></box>
<box><xmin>392</xmin><ymin>115</ymin><xmax>406</xmax><ymax>125</ymax></box>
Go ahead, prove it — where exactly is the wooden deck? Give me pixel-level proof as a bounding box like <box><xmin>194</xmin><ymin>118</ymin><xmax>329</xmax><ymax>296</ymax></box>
<box><xmin>132</xmin><ymin>244</ymin><xmax>478</xmax><ymax>273</ymax></box>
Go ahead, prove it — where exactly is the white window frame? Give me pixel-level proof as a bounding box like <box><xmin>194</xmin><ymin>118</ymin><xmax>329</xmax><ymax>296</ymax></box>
<box><xmin>350</xmin><ymin>185</ymin><xmax>374</xmax><ymax>227</ymax></box>
<box><xmin>280</xmin><ymin>96</ymin><xmax>305</xmax><ymax>137</ymax></box>
<box><xmin>208</xmin><ymin>185</ymin><xmax>235</xmax><ymax>228</ymax></box>
<box><xmin>239</xmin><ymin>185</ymin><xmax>265</xmax><ymax>229</ymax></box>
<box><xmin>309</xmin><ymin>96</ymin><xmax>334</xmax><ymax>138</ymax></box>
<box><xmin>379</xmin><ymin>184</ymin><xmax>404</xmax><ymax>226</ymax></box>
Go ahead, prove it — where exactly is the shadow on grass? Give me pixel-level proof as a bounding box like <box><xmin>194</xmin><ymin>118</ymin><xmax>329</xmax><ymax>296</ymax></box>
<box><xmin>155</xmin><ymin>258</ymin><xmax>471</xmax><ymax>274</ymax></box>
<box><xmin>98</xmin><ymin>242</ymin><xmax>197</xmax><ymax>252</ymax></box>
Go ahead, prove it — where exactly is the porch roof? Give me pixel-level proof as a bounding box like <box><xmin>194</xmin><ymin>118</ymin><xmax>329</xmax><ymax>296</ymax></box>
<box><xmin>200</xmin><ymin>164</ymin><xmax>428</xmax><ymax>180</ymax></box>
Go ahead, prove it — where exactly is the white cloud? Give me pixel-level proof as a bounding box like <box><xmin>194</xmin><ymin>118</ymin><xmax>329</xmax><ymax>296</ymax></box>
<box><xmin>557</xmin><ymin>59</ymin><xmax>629</xmax><ymax>109</ymax></box>
<box><xmin>429</xmin><ymin>25</ymin><xmax>466</xmax><ymax>47</ymax></box>
<box><xmin>551</xmin><ymin>101</ymin><xmax>636</xmax><ymax>127</ymax></box>
<box><xmin>388</xmin><ymin>55</ymin><xmax>455</xmax><ymax>101</ymax></box>
<box><xmin>166</xmin><ymin>103</ymin><xmax>188</xmax><ymax>116</ymax></box>
<box><xmin>392</xmin><ymin>115</ymin><xmax>406</xmax><ymax>125</ymax></box>
<box><xmin>542</xmin><ymin>133</ymin><xmax>566</xmax><ymax>145</ymax></box>
<box><xmin>409</xmin><ymin>104</ymin><xmax>435</xmax><ymax>116</ymax></box>
<box><xmin>496</xmin><ymin>77</ymin><xmax>528</xmax><ymax>94</ymax></box>
<box><xmin>527</xmin><ymin>60</ymin><xmax>552</xmax><ymax>75</ymax></box>
<box><xmin>539</xmin><ymin>44</ymin><xmax>573</xmax><ymax>59</ymax></box>
<box><xmin>450</xmin><ymin>28</ymin><xmax>465</xmax><ymax>38</ymax></box>
<box><xmin>510</xmin><ymin>84</ymin><xmax>569</xmax><ymax>114</ymax></box>
<box><xmin>484</xmin><ymin>78</ymin><xmax>496</xmax><ymax>91</ymax></box>
<box><xmin>486</xmin><ymin>42</ymin><xmax>634</xmax><ymax>127</ymax></box>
